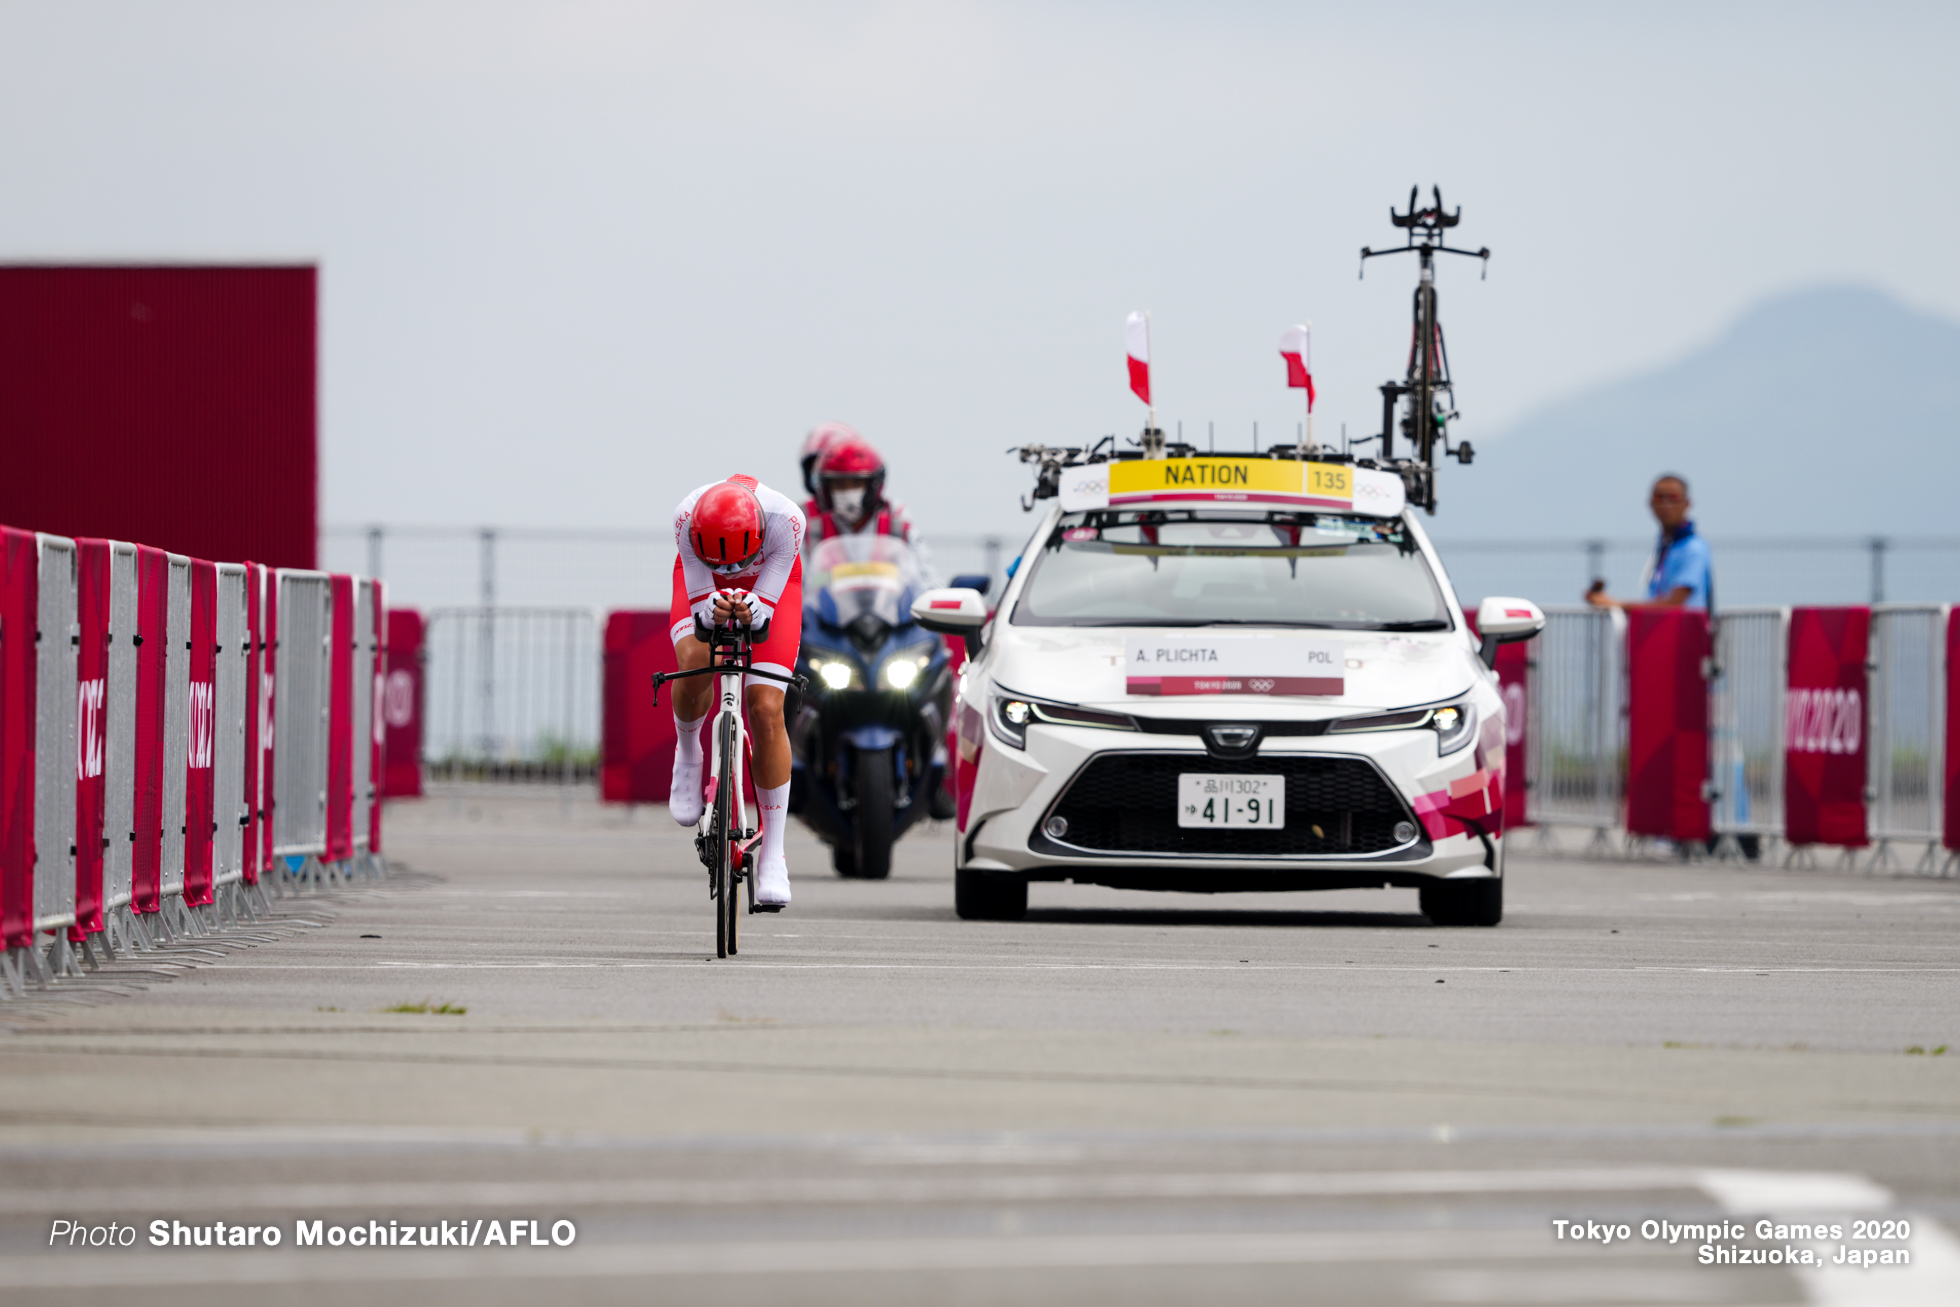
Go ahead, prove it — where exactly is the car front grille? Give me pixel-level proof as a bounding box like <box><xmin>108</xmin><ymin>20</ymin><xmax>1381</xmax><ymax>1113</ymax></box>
<box><xmin>1037</xmin><ymin>751</ymin><xmax>1416</xmax><ymax>857</ymax></box>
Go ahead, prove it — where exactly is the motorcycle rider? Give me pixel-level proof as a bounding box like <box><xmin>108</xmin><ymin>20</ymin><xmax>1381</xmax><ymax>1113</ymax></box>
<box><xmin>803</xmin><ymin>431</ymin><xmax>957</xmax><ymax>820</ymax></box>
<box><xmin>805</xmin><ymin>433</ymin><xmax>925</xmax><ymax>548</ymax></box>
<box><xmin>669</xmin><ymin>475</ymin><xmax>806</xmax><ymax>907</ymax></box>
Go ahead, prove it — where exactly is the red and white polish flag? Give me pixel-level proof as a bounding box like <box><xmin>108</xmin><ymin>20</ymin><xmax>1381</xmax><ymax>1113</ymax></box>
<box><xmin>1279</xmin><ymin>323</ymin><xmax>1314</xmax><ymax>410</ymax></box>
<box><xmin>1125</xmin><ymin>310</ymin><xmax>1151</xmax><ymax>406</ymax></box>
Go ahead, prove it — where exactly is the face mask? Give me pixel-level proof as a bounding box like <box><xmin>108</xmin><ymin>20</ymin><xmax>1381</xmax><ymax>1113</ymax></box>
<box><xmin>831</xmin><ymin>488</ymin><xmax>866</xmax><ymax>522</ymax></box>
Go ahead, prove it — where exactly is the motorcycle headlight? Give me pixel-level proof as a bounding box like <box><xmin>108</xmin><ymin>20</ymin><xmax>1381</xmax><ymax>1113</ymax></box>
<box><xmin>808</xmin><ymin>658</ymin><xmax>859</xmax><ymax>690</ymax></box>
<box><xmin>879</xmin><ymin>644</ymin><xmax>935</xmax><ymax>690</ymax></box>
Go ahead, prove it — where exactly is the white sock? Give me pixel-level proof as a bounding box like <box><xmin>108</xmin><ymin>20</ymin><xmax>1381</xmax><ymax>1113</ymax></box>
<box><xmin>674</xmin><ymin>713</ymin><xmax>705</xmax><ymax>763</ymax></box>
<box><xmin>757</xmin><ymin>782</ymin><xmax>791</xmax><ymax>867</ymax></box>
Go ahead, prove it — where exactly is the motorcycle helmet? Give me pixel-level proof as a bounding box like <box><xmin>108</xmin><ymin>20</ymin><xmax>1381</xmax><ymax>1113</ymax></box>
<box><xmin>799</xmin><ymin>422</ymin><xmax>861</xmax><ymax>499</ymax></box>
<box><xmin>816</xmin><ymin>435</ymin><xmax>886</xmax><ymax>528</ymax></box>
<box><xmin>688</xmin><ymin>477</ymin><xmax>767</xmax><ymax>569</ymax></box>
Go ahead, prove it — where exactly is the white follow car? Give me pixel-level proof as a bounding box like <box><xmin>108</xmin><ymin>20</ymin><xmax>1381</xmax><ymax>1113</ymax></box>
<box><xmin>911</xmin><ymin>453</ymin><xmax>1544</xmax><ymax>926</ymax></box>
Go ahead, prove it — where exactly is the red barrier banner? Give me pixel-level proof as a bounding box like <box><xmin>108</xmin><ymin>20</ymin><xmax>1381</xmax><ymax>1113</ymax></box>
<box><xmin>259</xmin><ymin>573</ymin><xmax>278</xmax><ymax>874</ymax></box>
<box><xmin>601</xmin><ymin>611</ymin><xmax>679</xmax><ymax>804</ymax></box>
<box><xmin>0</xmin><ymin>527</ymin><xmax>38</xmax><ymax>949</ymax></box>
<box><xmin>381</xmin><ymin>609</ymin><xmax>425</xmax><ymax>799</ymax></box>
<box><xmin>368</xmin><ymin>581</ymin><xmax>386</xmax><ymax>852</ymax></box>
<box><xmin>241</xmin><ymin>563</ymin><xmax>262</xmax><ymax>883</ymax></box>
<box><xmin>1945</xmin><ymin>608</ymin><xmax>1958</xmax><ymax>852</ymax></box>
<box><xmin>1625</xmin><ymin>608</ymin><xmax>1712</xmax><ymax>842</ymax></box>
<box><xmin>1784</xmin><ymin>607</ymin><xmax>1870</xmax><ymax>847</ymax></box>
<box><xmin>325</xmin><ymin>574</ymin><xmax>354</xmax><ymax>861</ymax></box>
<box><xmin>71</xmin><ymin>540</ymin><xmax>111</xmax><ymax>937</ymax></box>
<box><xmin>131</xmin><ymin>545</ymin><xmax>168</xmax><ymax>914</ymax></box>
<box><xmin>183</xmin><ymin>560</ymin><xmax>217</xmax><ymax>905</ymax></box>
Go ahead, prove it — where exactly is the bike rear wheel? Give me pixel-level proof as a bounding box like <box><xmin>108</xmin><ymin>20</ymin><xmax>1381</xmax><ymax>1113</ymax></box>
<box><xmin>714</xmin><ymin>714</ymin><xmax>740</xmax><ymax>957</ymax></box>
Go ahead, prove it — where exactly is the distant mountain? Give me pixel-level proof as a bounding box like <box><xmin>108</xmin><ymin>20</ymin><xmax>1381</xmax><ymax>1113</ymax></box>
<box><xmin>1430</xmin><ymin>285</ymin><xmax>1960</xmax><ymax>541</ymax></box>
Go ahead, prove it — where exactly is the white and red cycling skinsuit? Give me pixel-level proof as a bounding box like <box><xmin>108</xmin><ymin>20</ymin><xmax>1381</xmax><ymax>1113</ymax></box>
<box><xmin>671</xmin><ymin>481</ymin><xmax>807</xmax><ymax>686</ymax></box>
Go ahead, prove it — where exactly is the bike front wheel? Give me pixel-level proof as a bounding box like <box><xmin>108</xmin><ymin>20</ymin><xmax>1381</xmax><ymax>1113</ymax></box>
<box><xmin>714</xmin><ymin>714</ymin><xmax>740</xmax><ymax>957</ymax></box>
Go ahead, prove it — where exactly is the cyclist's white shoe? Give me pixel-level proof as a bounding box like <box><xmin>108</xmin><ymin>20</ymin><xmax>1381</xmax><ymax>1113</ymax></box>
<box><xmin>754</xmin><ymin>855</ymin><xmax>791</xmax><ymax>907</ymax></box>
<box><xmin>669</xmin><ymin>756</ymin><xmax>704</xmax><ymax>826</ymax></box>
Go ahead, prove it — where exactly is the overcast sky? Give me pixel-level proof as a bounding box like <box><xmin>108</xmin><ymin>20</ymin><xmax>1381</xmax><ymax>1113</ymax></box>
<box><xmin>3</xmin><ymin>1</ymin><xmax>1955</xmax><ymax>541</ymax></box>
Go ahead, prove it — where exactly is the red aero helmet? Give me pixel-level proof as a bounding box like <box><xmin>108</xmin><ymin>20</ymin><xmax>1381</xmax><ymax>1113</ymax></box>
<box><xmin>689</xmin><ymin>477</ymin><xmax>767</xmax><ymax>569</ymax></box>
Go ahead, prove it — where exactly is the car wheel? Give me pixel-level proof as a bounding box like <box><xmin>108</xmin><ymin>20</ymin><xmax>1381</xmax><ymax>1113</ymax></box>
<box><xmin>955</xmin><ymin>867</ymin><xmax>1027</xmax><ymax>921</ymax></box>
<box><xmin>1419</xmin><ymin>877</ymin><xmax>1502</xmax><ymax>927</ymax></box>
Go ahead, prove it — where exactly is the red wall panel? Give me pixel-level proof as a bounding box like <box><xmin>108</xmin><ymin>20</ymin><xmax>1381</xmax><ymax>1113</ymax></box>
<box><xmin>0</xmin><ymin>266</ymin><xmax>316</xmax><ymax>568</ymax></box>
<box><xmin>601</xmin><ymin>611</ymin><xmax>679</xmax><ymax>804</ymax></box>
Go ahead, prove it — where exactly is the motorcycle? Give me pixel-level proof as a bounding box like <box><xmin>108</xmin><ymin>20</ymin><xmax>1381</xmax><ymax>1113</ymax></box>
<box><xmin>788</xmin><ymin>534</ymin><xmax>984</xmax><ymax>878</ymax></box>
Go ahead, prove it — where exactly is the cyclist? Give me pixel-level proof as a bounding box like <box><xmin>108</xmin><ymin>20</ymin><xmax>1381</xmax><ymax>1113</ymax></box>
<box><xmin>670</xmin><ymin>474</ymin><xmax>807</xmax><ymax>907</ymax></box>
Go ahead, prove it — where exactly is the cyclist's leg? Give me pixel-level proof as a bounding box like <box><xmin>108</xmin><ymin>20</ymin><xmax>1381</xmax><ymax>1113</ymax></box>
<box><xmin>668</xmin><ymin>559</ymin><xmax>712</xmax><ymax>825</ymax></box>
<box><xmin>746</xmin><ymin>560</ymin><xmax>801</xmax><ymax>904</ymax></box>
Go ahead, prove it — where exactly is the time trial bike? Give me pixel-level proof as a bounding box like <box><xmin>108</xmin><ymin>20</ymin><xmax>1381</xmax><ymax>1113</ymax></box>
<box><xmin>652</xmin><ymin>614</ymin><xmax>806</xmax><ymax>958</ymax></box>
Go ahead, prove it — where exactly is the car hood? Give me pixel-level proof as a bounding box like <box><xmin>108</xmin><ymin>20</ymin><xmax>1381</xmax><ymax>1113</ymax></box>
<box><xmin>984</xmin><ymin>623</ymin><xmax>1481</xmax><ymax>718</ymax></box>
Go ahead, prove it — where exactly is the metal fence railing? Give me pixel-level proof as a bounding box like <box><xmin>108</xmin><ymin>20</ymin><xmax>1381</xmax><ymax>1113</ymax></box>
<box><xmin>213</xmin><ymin>564</ymin><xmax>249</xmax><ymax>888</ymax></box>
<box><xmin>1524</xmin><ymin>601</ymin><xmax>1952</xmax><ymax>874</ymax></box>
<box><xmin>33</xmin><ymin>537</ymin><xmax>77</xmax><ymax>937</ymax></box>
<box><xmin>1709</xmin><ymin>607</ymin><xmax>1787</xmax><ymax>842</ymax></box>
<box><xmin>1869</xmin><ymin>605</ymin><xmax>1948</xmax><ymax>867</ymax></box>
<box><xmin>1526</xmin><ymin>605</ymin><xmax>1626</xmax><ymax>837</ymax></box>
<box><xmin>423</xmin><ymin>607</ymin><xmax>600</xmax><ymax>777</ymax></box>
<box><xmin>272</xmin><ymin>571</ymin><xmax>331</xmax><ymax>859</ymax></box>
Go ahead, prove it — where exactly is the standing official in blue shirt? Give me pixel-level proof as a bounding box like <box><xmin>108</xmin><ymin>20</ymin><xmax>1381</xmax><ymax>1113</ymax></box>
<box><xmin>1585</xmin><ymin>474</ymin><xmax>1712</xmax><ymax>611</ymax></box>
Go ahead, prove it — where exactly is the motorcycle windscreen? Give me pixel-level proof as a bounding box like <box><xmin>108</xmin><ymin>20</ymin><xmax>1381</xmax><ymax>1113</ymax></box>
<box><xmin>808</xmin><ymin>535</ymin><xmax>926</xmax><ymax>632</ymax></box>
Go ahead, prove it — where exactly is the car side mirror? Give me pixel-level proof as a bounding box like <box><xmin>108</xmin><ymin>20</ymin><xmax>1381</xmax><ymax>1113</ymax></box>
<box><xmin>911</xmin><ymin>587</ymin><xmax>989</xmax><ymax>657</ymax></box>
<box><xmin>948</xmin><ymin>572</ymin><xmax>992</xmax><ymax>598</ymax></box>
<box><xmin>1474</xmin><ymin>596</ymin><xmax>1546</xmax><ymax>669</ymax></box>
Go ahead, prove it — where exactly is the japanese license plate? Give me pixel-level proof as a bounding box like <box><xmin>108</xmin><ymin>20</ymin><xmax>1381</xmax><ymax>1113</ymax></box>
<box><xmin>1177</xmin><ymin>774</ymin><xmax>1286</xmax><ymax>828</ymax></box>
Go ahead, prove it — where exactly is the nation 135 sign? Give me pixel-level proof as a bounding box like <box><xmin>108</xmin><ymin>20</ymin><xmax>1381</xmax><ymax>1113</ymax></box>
<box><xmin>1784</xmin><ymin>607</ymin><xmax>1869</xmax><ymax>847</ymax></box>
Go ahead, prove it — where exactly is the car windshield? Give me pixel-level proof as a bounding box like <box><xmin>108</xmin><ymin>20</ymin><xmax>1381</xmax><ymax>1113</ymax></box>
<box><xmin>1009</xmin><ymin>509</ymin><xmax>1452</xmax><ymax>630</ymax></box>
<box><xmin>807</xmin><ymin>533</ymin><xmax>930</xmax><ymax>629</ymax></box>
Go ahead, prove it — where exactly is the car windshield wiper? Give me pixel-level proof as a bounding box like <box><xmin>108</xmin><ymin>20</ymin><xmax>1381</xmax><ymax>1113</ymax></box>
<box><xmin>1369</xmin><ymin>620</ymin><xmax>1452</xmax><ymax>631</ymax></box>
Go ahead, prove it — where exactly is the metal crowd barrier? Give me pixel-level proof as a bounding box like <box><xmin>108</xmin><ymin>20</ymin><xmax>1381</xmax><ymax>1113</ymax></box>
<box><xmin>1868</xmin><ymin>605</ymin><xmax>1948</xmax><ymax>870</ymax></box>
<box><xmin>272</xmin><ymin>571</ymin><xmax>331</xmax><ymax>868</ymax></box>
<box><xmin>1709</xmin><ymin>607</ymin><xmax>1788</xmax><ymax>845</ymax></box>
<box><xmin>32</xmin><ymin>536</ymin><xmax>76</xmax><ymax>944</ymax></box>
<box><xmin>1526</xmin><ymin>605</ymin><xmax>1626</xmax><ymax>841</ymax></box>
<box><xmin>0</xmin><ymin>525</ymin><xmax>393</xmax><ymax>995</ymax></box>
<box><xmin>1520</xmin><ymin>600</ymin><xmax>1953</xmax><ymax>874</ymax></box>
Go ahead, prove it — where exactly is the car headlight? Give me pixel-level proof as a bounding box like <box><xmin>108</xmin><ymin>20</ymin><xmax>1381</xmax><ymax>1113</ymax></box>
<box><xmin>1431</xmin><ymin>702</ymin><xmax>1476</xmax><ymax>755</ymax></box>
<box><xmin>991</xmin><ymin>695</ymin><xmax>1034</xmax><ymax>749</ymax></box>
<box><xmin>988</xmin><ymin>691</ymin><xmax>1135</xmax><ymax>751</ymax></box>
<box><xmin>809</xmin><ymin>659</ymin><xmax>859</xmax><ymax>690</ymax></box>
<box><xmin>1327</xmin><ymin>700</ymin><xmax>1477</xmax><ymax>755</ymax></box>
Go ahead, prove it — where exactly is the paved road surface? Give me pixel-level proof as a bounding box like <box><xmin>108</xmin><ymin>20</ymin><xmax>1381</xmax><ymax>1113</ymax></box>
<box><xmin>2</xmin><ymin>785</ymin><xmax>1956</xmax><ymax>1305</ymax></box>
